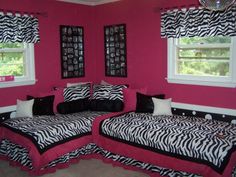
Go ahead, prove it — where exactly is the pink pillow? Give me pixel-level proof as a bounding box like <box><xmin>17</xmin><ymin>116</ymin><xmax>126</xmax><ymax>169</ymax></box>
<box><xmin>123</xmin><ymin>88</ymin><xmax>147</xmax><ymax>112</ymax></box>
<box><xmin>39</xmin><ymin>88</ymin><xmax>64</xmax><ymax>113</ymax></box>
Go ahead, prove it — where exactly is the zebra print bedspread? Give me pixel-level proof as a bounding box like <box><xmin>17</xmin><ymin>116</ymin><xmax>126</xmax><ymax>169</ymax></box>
<box><xmin>100</xmin><ymin>112</ymin><xmax>236</xmax><ymax>173</ymax></box>
<box><xmin>0</xmin><ymin>111</ymin><xmax>107</xmax><ymax>154</ymax></box>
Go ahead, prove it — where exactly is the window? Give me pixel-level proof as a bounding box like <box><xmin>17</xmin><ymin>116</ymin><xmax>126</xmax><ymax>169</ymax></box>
<box><xmin>0</xmin><ymin>43</ymin><xmax>35</xmax><ymax>88</ymax></box>
<box><xmin>167</xmin><ymin>36</ymin><xmax>236</xmax><ymax>87</ymax></box>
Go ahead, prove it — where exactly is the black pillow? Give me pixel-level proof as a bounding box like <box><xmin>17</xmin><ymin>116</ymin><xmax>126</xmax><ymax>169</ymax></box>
<box><xmin>135</xmin><ymin>93</ymin><xmax>165</xmax><ymax>113</ymax></box>
<box><xmin>57</xmin><ymin>99</ymin><xmax>89</xmax><ymax>114</ymax></box>
<box><xmin>90</xmin><ymin>99</ymin><xmax>124</xmax><ymax>112</ymax></box>
<box><xmin>27</xmin><ymin>95</ymin><xmax>55</xmax><ymax>115</ymax></box>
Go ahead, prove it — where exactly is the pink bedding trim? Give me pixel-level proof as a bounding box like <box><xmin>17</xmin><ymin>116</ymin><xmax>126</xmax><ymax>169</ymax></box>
<box><xmin>0</xmin><ymin>127</ymin><xmax>92</xmax><ymax>170</ymax></box>
<box><xmin>92</xmin><ymin>112</ymin><xmax>236</xmax><ymax>177</ymax></box>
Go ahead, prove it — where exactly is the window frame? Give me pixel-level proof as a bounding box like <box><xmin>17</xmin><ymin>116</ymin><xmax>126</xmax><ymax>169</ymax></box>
<box><xmin>0</xmin><ymin>43</ymin><xmax>36</xmax><ymax>88</ymax></box>
<box><xmin>167</xmin><ymin>37</ymin><xmax>236</xmax><ymax>88</ymax></box>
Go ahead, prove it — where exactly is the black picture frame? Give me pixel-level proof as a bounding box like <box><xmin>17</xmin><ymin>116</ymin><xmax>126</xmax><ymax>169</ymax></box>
<box><xmin>60</xmin><ymin>25</ymin><xmax>85</xmax><ymax>79</ymax></box>
<box><xmin>104</xmin><ymin>24</ymin><xmax>127</xmax><ymax>77</ymax></box>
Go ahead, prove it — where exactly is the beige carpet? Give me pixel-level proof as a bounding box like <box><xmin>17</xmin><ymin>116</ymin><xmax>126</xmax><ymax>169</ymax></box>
<box><xmin>0</xmin><ymin>159</ymin><xmax>149</xmax><ymax>177</ymax></box>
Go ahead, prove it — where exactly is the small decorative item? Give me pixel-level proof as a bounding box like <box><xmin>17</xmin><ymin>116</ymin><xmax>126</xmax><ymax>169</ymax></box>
<box><xmin>104</xmin><ymin>24</ymin><xmax>127</xmax><ymax>77</ymax></box>
<box><xmin>60</xmin><ymin>25</ymin><xmax>85</xmax><ymax>79</ymax></box>
<box><xmin>199</xmin><ymin>0</ymin><xmax>235</xmax><ymax>11</ymax></box>
<box><xmin>0</xmin><ymin>75</ymin><xmax>14</xmax><ymax>82</ymax></box>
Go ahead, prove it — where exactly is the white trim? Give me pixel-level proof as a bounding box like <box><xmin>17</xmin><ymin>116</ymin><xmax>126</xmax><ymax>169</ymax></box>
<box><xmin>167</xmin><ymin>78</ymin><xmax>236</xmax><ymax>88</ymax></box>
<box><xmin>0</xmin><ymin>105</ymin><xmax>16</xmax><ymax>113</ymax></box>
<box><xmin>0</xmin><ymin>44</ymin><xmax>36</xmax><ymax>88</ymax></box>
<box><xmin>0</xmin><ymin>79</ymin><xmax>36</xmax><ymax>88</ymax></box>
<box><xmin>57</xmin><ymin>0</ymin><xmax>120</xmax><ymax>6</ymax></box>
<box><xmin>172</xmin><ymin>102</ymin><xmax>236</xmax><ymax>117</ymax></box>
<box><xmin>1</xmin><ymin>102</ymin><xmax>236</xmax><ymax>117</ymax></box>
<box><xmin>167</xmin><ymin>37</ymin><xmax>236</xmax><ymax>88</ymax></box>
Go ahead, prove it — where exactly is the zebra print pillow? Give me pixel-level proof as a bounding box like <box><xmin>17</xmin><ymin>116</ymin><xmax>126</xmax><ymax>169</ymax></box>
<box><xmin>63</xmin><ymin>83</ymin><xmax>91</xmax><ymax>102</ymax></box>
<box><xmin>92</xmin><ymin>84</ymin><xmax>127</xmax><ymax>101</ymax></box>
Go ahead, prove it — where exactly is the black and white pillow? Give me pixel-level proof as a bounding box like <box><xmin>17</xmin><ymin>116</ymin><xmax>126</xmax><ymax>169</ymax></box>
<box><xmin>92</xmin><ymin>84</ymin><xmax>127</xmax><ymax>101</ymax></box>
<box><xmin>63</xmin><ymin>83</ymin><xmax>90</xmax><ymax>102</ymax></box>
<box><xmin>135</xmin><ymin>93</ymin><xmax>165</xmax><ymax>113</ymax></box>
<box><xmin>27</xmin><ymin>95</ymin><xmax>55</xmax><ymax>115</ymax></box>
<box><xmin>90</xmin><ymin>84</ymin><xmax>127</xmax><ymax>112</ymax></box>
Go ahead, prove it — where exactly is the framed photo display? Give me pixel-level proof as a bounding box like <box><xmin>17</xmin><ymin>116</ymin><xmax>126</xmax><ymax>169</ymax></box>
<box><xmin>60</xmin><ymin>25</ymin><xmax>85</xmax><ymax>79</ymax></box>
<box><xmin>104</xmin><ymin>24</ymin><xmax>127</xmax><ymax>77</ymax></box>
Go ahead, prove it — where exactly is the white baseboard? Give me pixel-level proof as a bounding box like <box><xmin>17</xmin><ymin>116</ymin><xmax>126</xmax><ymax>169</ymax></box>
<box><xmin>0</xmin><ymin>105</ymin><xmax>16</xmax><ymax>113</ymax></box>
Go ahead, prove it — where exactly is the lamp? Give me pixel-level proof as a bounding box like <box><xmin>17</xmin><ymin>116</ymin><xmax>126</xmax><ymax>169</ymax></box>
<box><xmin>199</xmin><ymin>0</ymin><xmax>235</xmax><ymax>11</ymax></box>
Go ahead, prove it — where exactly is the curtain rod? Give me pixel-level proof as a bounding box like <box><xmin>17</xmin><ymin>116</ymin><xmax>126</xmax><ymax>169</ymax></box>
<box><xmin>0</xmin><ymin>9</ymin><xmax>48</xmax><ymax>17</ymax></box>
<box><xmin>159</xmin><ymin>4</ymin><xmax>200</xmax><ymax>12</ymax></box>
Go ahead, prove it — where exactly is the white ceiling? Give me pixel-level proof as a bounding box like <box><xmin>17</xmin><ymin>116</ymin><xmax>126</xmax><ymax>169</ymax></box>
<box><xmin>57</xmin><ymin>0</ymin><xmax>120</xmax><ymax>6</ymax></box>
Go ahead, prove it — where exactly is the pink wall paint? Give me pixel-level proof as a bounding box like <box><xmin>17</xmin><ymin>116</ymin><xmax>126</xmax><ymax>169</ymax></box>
<box><xmin>0</xmin><ymin>0</ymin><xmax>96</xmax><ymax>107</ymax></box>
<box><xmin>93</xmin><ymin>0</ymin><xmax>236</xmax><ymax>109</ymax></box>
<box><xmin>0</xmin><ymin>0</ymin><xmax>235</xmax><ymax>110</ymax></box>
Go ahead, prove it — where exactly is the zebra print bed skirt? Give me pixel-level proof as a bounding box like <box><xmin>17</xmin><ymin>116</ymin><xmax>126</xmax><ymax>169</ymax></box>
<box><xmin>1</xmin><ymin>139</ymin><xmax>236</xmax><ymax>177</ymax></box>
<box><xmin>0</xmin><ymin>139</ymin><xmax>200</xmax><ymax>177</ymax></box>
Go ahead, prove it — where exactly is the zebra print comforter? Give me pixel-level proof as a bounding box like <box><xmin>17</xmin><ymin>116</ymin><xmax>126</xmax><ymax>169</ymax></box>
<box><xmin>1</xmin><ymin>111</ymin><xmax>107</xmax><ymax>154</ymax></box>
<box><xmin>100</xmin><ymin>112</ymin><xmax>236</xmax><ymax>173</ymax></box>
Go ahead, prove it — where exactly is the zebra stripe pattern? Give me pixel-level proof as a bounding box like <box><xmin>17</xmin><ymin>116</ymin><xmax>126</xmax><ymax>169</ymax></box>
<box><xmin>92</xmin><ymin>84</ymin><xmax>127</xmax><ymax>101</ymax></box>
<box><xmin>63</xmin><ymin>83</ymin><xmax>91</xmax><ymax>102</ymax></box>
<box><xmin>0</xmin><ymin>139</ymin><xmax>33</xmax><ymax>169</ymax></box>
<box><xmin>100</xmin><ymin>112</ymin><xmax>236</xmax><ymax>172</ymax></box>
<box><xmin>1</xmin><ymin>111</ymin><xmax>107</xmax><ymax>153</ymax></box>
<box><xmin>0</xmin><ymin>139</ymin><xmax>200</xmax><ymax>177</ymax></box>
<box><xmin>161</xmin><ymin>5</ymin><xmax>236</xmax><ymax>38</ymax></box>
<box><xmin>93</xmin><ymin>145</ymin><xmax>200</xmax><ymax>177</ymax></box>
<box><xmin>233</xmin><ymin>166</ymin><xmax>236</xmax><ymax>177</ymax></box>
<box><xmin>0</xmin><ymin>13</ymin><xmax>40</xmax><ymax>43</ymax></box>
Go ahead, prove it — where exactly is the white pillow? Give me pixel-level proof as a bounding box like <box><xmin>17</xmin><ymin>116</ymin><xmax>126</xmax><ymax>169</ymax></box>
<box><xmin>15</xmin><ymin>99</ymin><xmax>34</xmax><ymax>118</ymax></box>
<box><xmin>152</xmin><ymin>98</ymin><xmax>172</xmax><ymax>116</ymax></box>
<box><xmin>67</xmin><ymin>82</ymin><xmax>91</xmax><ymax>87</ymax></box>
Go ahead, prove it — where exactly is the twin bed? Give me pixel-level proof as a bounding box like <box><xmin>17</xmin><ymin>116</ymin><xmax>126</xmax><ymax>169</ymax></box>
<box><xmin>0</xmin><ymin>111</ymin><xmax>109</xmax><ymax>175</ymax></box>
<box><xmin>0</xmin><ymin>110</ymin><xmax>236</xmax><ymax>176</ymax></box>
<box><xmin>94</xmin><ymin>111</ymin><xmax>236</xmax><ymax>177</ymax></box>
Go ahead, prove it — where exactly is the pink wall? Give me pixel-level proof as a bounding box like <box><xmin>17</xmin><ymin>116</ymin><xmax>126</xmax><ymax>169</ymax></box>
<box><xmin>0</xmin><ymin>0</ymin><xmax>96</xmax><ymax>107</ymax></box>
<box><xmin>93</xmin><ymin>0</ymin><xmax>236</xmax><ymax>109</ymax></box>
<box><xmin>0</xmin><ymin>0</ymin><xmax>235</xmax><ymax>110</ymax></box>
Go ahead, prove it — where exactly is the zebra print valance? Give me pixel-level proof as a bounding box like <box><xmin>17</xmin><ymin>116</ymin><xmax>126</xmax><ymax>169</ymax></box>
<box><xmin>0</xmin><ymin>13</ymin><xmax>40</xmax><ymax>43</ymax></box>
<box><xmin>161</xmin><ymin>6</ymin><xmax>236</xmax><ymax>38</ymax></box>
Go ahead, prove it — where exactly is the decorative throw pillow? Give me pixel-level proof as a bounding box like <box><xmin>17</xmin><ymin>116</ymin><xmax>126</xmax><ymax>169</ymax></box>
<box><xmin>123</xmin><ymin>88</ymin><xmax>147</xmax><ymax>112</ymax></box>
<box><xmin>89</xmin><ymin>99</ymin><xmax>124</xmax><ymax>112</ymax></box>
<box><xmin>100</xmin><ymin>80</ymin><xmax>111</xmax><ymax>85</ymax></box>
<box><xmin>39</xmin><ymin>88</ymin><xmax>64</xmax><ymax>113</ymax></box>
<box><xmin>92</xmin><ymin>84</ymin><xmax>127</xmax><ymax>101</ymax></box>
<box><xmin>90</xmin><ymin>84</ymin><xmax>127</xmax><ymax>112</ymax></box>
<box><xmin>152</xmin><ymin>98</ymin><xmax>172</xmax><ymax>116</ymax></box>
<box><xmin>63</xmin><ymin>83</ymin><xmax>91</xmax><ymax>102</ymax></box>
<box><xmin>27</xmin><ymin>95</ymin><xmax>55</xmax><ymax>115</ymax></box>
<box><xmin>135</xmin><ymin>93</ymin><xmax>165</xmax><ymax>113</ymax></box>
<box><xmin>15</xmin><ymin>99</ymin><xmax>34</xmax><ymax>118</ymax></box>
<box><xmin>67</xmin><ymin>82</ymin><xmax>91</xmax><ymax>87</ymax></box>
<box><xmin>57</xmin><ymin>99</ymin><xmax>89</xmax><ymax>114</ymax></box>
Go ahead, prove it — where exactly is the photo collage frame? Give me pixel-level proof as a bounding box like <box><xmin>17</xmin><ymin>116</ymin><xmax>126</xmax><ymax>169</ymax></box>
<box><xmin>60</xmin><ymin>25</ymin><xmax>85</xmax><ymax>78</ymax></box>
<box><xmin>104</xmin><ymin>24</ymin><xmax>127</xmax><ymax>77</ymax></box>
